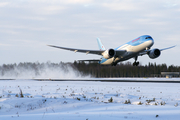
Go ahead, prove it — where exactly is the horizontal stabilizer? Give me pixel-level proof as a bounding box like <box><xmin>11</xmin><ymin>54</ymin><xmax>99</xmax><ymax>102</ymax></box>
<box><xmin>77</xmin><ymin>59</ymin><xmax>101</xmax><ymax>62</ymax></box>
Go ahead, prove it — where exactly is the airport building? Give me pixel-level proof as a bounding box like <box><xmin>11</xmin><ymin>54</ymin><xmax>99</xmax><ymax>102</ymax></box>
<box><xmin>161</xmin><ymin>72</ymin><xmax>180</xmax><ymax>78</ymax></box>
<box><xmin>151</xmin><ymin>72</ymin><xmax>180</xmax><ymax>78</ymax></box>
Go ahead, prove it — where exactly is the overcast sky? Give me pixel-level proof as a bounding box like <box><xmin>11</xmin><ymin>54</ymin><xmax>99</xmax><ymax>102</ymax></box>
<box><xmin>0</xmin><ymin>0</ymin><xmax>179</xmax><ymax>66</ymax></box>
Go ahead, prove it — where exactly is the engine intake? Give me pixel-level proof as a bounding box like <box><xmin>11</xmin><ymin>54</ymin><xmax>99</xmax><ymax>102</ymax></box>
<box><xmin>103</xmin><ymin>49</ymin><xmax>116</xmax><ymax>59</ymax></box>
<box><xmin>148</xmin><ymin>49</ymin><xmax>161</xmax><ymax>59</ymax></box>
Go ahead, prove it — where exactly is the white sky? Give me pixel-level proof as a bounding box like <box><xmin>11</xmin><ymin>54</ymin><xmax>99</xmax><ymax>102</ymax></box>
<box><xmin>0</xmin><ymin>0</ymin><xmax>179</xmax><ymax>66</ymax></box>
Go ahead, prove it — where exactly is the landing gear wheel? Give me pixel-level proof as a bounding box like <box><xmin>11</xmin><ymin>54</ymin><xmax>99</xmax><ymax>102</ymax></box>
<box><xmin>136</xmin><ymin>62</ymin><xmax>139</xmax><ymax>66</ymax></box>
<box><xmin>133</xmin><ymin>61</ymin><xmax>139</xmax><ymax>66</ymax></box>
<box><xmin>133</xmin><ymin>62</ymin><xmax>136</xmax><ymax>66</ymax></box>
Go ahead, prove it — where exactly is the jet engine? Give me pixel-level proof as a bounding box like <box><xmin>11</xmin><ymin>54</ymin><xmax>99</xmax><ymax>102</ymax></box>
<box><xmin>148</xmin><ymin>49</ymin><xmax>161</xmax><ymax>59</ymax></box>
<box><xmin>103</xmin><ymin>49</ymin><xmax>116</xmax><ymax>59</ymax></box>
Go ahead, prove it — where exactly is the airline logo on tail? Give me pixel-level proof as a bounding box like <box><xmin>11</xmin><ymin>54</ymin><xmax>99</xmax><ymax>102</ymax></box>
<box><xmin>97</xmin><ymin>38</ymin><xmax>105</xmax><ymax>51</ymax></box>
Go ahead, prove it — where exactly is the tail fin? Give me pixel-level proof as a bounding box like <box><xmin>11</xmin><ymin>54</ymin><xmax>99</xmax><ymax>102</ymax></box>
<box><xmin>97</xmin><ymin>38</ymin><xmax>105</xmax><ymax>50</ymax></box>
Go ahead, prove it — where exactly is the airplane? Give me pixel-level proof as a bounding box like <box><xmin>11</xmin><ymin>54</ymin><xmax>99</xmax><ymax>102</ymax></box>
<box><xmin>48</xmin><ymin>35</ymin><xmax>175</xmax><ymax>66</ymax></box>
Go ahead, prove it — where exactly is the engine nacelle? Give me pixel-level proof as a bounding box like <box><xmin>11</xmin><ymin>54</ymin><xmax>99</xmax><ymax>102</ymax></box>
<box><xmin>103</xmin><ymin>49</ymin><xmax>116</xmax><ymax>59</ymax></box>
<box><xmin>148</xmin><ymin>49</ymin><xmax>161</xmax><ymax>59</ymax></box>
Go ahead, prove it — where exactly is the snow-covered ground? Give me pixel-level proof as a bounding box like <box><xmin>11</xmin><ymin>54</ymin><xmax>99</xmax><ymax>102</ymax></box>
<box><xmin>0</xmin><ymin>79</ymin><xmax>180</xmax><ymax>120</ymax></box>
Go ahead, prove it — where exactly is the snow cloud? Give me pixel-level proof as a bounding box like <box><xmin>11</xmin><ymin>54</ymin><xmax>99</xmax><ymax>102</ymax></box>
<box><xmin>0</xmin><ymin>62</ymin><xmax>90</xmax><ymax>79</ymax></box>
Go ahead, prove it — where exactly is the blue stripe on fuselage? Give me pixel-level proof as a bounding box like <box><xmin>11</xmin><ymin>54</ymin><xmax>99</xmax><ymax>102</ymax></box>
<box><xmin>115</xmin><ymin>35</ymin><xmax>154</xmax><ymax>50</ymax></box>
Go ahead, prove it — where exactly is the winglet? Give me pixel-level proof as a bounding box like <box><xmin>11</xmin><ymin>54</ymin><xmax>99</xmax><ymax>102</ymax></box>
<box><xmin>97</xmin><ymin>38</ymin><xmax>105</xmax><ymax>50</ymax></box>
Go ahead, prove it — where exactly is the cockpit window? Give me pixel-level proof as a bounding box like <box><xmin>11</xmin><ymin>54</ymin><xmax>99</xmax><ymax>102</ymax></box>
<box><xmin>145</xmin><ymin>37</ymin><xmax>152</xmax><ymax>39</ymax></box>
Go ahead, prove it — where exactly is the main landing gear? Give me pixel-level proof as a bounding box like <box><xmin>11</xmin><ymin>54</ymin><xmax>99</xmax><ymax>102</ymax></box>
<box><xmin>111</xmin><ymin>62</ymin><xmax>117</xmax><ymax>66</ymax></box>
<box><xmin>133</xmin><ymin>61</ymin><xmax>139</xmax><ymax>66</ymax></box>
<box><xmin>111</xmin><ymin>57</ymin><xmax>118</xmax><ymax>66</ymax></box>
<box><xmin>133</xmin><ymin>56</ymin><xmax>139</xmax><ymax>66</ymax></box>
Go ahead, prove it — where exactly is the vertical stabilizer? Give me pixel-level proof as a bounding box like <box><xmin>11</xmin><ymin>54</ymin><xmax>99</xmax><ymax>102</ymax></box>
<box><xmin>97</xmin><ymin>38</ymin><xmax>105</xmax><ymax>50</ymax></box>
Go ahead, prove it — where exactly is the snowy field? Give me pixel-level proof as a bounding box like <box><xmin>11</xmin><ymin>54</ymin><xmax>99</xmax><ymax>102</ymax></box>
<box><xmin>0</xmin><ymin>79</ymin><xmax>180</xmax><ymax>120</ymax></box>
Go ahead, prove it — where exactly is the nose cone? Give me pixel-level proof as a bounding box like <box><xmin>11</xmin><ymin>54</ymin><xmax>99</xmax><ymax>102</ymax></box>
<box><xmin>144</xmin><ymin>35</ymin><xmax>154</xmax><ymax>47</ymax></box>
<box><xmin>148</xmin><ymin>39</ymin><xmax>154</xmax><ymax>48</ymax></box>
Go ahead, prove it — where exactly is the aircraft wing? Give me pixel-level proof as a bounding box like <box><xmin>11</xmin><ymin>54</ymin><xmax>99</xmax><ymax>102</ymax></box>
<box><xmin>115</xmin><ymin>50</ymin><xmax>127</xmax><ymax>56</ymax></box>
<box><xmin>138</xmin><ymin>45</ymin><xmax>176</xmax><ymax>56</ymax></box>
<box><xmin>48</xmin><ymin>45</ymin><xmax>126</xmax><ymax>56</ymax></box>
<box><xmin>159</xmin><ymin>45</ymin><xmax>176</xmax><ymax>51</ymax></box>
<box><xmin>138</xmin><ymin>50</ymin><xmax>149</xmax><ymax>56</ymax></box>
<box><xmin>48</xmin><ymin>45</ymin><xmax>105</xmax><ymax>55</ymax></box>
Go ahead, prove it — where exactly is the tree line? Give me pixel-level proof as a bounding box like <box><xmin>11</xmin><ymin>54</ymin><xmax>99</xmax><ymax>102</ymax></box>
<box><xmin>74</xmin><ymin>61</ymin><xmax>180</xmax><ymax>77</ymax></box>
<box><xmin>0</xmin><ymin>61</ymin><xmax>179</xmax><ymax>78</ymax></box>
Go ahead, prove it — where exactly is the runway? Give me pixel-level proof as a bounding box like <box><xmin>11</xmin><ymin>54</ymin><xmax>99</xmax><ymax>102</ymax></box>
<box><xmin>34</xmin><ymin>78</ymin><xmax>180</xmax><ymax>83</ymax></box>
<box><xmin>1</xmin><ymin>78</ymin><xmax>180</xmax><ymax>83</ymax></box>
